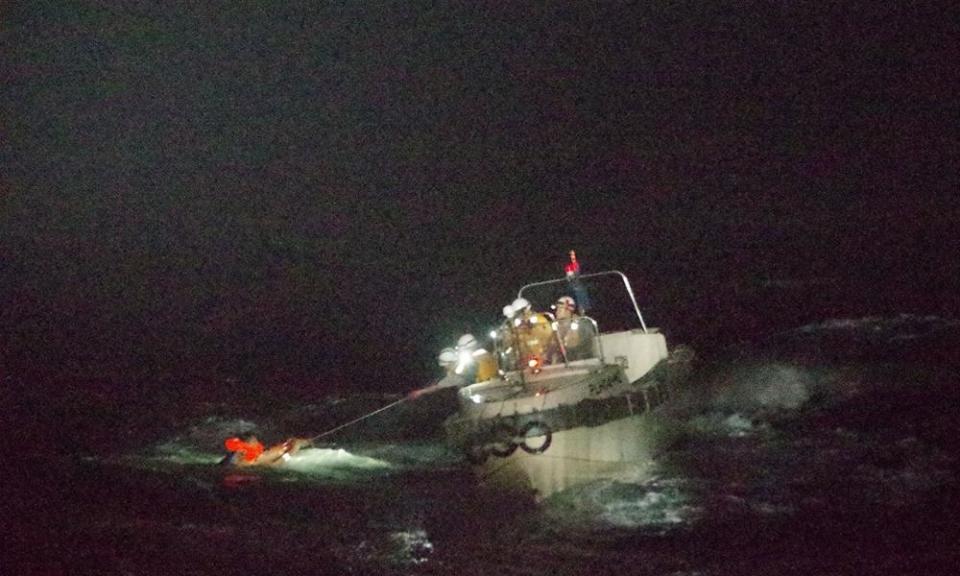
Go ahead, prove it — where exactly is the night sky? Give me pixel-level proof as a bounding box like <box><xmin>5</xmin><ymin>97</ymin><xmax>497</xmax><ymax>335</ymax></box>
<box><xmin>2</xmin><ymin>2</ymin><xmax>957</xmax><ymax>395</ymax></box>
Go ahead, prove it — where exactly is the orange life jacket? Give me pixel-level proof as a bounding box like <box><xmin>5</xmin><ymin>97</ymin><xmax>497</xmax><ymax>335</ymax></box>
<box><xmin>224</xmin><ymin>437</ymin><xmax>265</xmax><ymax>462</ymax></box>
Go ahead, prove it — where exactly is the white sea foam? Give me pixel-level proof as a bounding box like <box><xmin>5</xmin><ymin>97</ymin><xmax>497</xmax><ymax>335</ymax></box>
<box><xmin>687</xmin><ymin>412</ymin><xmax>757</xmax><ymax>437</ymax></box>
<box><xmin>599</xmin><ymin>485</ymin><xmax>695</xmax><ymax>528</ymax></box>
<box><xmin>795</xmin><ymin>314</ymin><xmax>958</xmax><ymax>340</ymax></box>
<box><xmin>543</xmin><ymin>476</ymin><xmax>699</xmax><ymax>532</ymax></box>
<box><xmin>359</xmin><ymin>441</ymin><xmax>462</xmax><ymax>468</ymax></box>
<box><xmin>710</xmin><ymin>363</ymin><xmax>813</xmax><ymax>413</ymax></box>
<box><xmin>148</xmin><ymin>441</ymin><xmax>225</xmax><ymax>465</ymax></box>
<box><xmin>280</xmin><ymin>447</ymin><xmax>391</xmax><ymax>472</ymax></box>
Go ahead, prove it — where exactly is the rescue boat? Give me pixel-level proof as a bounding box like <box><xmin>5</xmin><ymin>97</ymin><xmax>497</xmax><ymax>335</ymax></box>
<box><xmin>444</xmin><ymin>269</ymin><xmax>695</xmax><ymax>499</ymax></box>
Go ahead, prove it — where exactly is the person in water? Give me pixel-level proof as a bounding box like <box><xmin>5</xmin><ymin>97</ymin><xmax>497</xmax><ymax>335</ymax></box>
<box><xmin>222</xmin><ymin>434</ymin><xmax>311</xmax><ymax>467</ymax></box>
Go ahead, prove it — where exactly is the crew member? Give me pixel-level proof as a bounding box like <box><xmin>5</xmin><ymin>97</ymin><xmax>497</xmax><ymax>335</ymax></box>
<box><xmin>455</xmin><ymin>333</ymin><xmax>498</xmax><ymax>384</ymax></box>
<box><xmin>408</xmin><ymin>347</ymin><xmax>467</xmax><ymax>398</ymax></box>
<box><xmin>564</xmin><ymin>250</ymin><xmax>580</xmax><ymax>278</ymax></box>
<box><xmin>564</xmin><ymin>250</ymin><xmax>590</xmax><ymax>313</ymax></box>
<box><xmin>507</xmin><ymin>297</ymin><xmax>554</xmax><ymax>370</ymax></box>
<box><xmin>548</xmin><ymin>295</ymin><xmax>592</xmax><ymax>363</ymax></box>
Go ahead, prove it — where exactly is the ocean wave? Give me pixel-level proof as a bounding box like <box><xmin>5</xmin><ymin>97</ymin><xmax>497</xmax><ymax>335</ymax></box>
<box><xmin>791</xmin><ymin>313</ymin><xmax>959</xmax><ymax>341</ymax></box>
<box><xmin>541</xmin><ymin>474</ymin><xmax>700</xmax><ymax>532</ymax></box>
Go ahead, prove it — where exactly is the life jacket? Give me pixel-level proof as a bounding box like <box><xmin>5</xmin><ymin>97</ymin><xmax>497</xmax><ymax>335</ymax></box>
<box><xmin>224</xmin><ymin>437</ymin><xmax>265</xmax><ymax>463</ymax></box>
<box><xmin>518</xmin><ymin>312</ymin><xmax>554</xmax><ymax>359</ymax></box>
<box><xmin>499</xmin><ymin>312</ymin><xmax>556</xmax><ymax>371</ymax></box>
<box><xmin>473</xmin><ymin>350</ymin><xmax>499</xmax><ymax>383</ymax></box>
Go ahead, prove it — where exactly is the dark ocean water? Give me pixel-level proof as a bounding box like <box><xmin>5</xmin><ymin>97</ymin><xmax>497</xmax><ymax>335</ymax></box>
<box><xmin>7</xmin><ymin>311</ymin><xmax>960</xmax><ymax>575</ymax></box>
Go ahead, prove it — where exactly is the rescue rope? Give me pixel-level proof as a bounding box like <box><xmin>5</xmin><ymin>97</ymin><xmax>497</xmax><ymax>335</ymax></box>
<box><xmin>308</xmin><ymin>396</ymin><xmax>409</xmax><ymax>442</ymax></box>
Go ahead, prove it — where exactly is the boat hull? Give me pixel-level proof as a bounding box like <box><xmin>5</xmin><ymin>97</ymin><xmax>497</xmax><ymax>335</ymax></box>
<box><xmin>447</xmin><ymin>345</ymin><xmax>695</xmax><ymax>499</ymax></box>
<box><xmin>473</xmin><ymin>403</ymin><xmax>679</xmax><ymax>499</ymax></box>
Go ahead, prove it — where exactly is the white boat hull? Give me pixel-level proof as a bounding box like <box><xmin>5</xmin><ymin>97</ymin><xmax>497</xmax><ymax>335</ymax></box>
<box><xmin>441</xmin><ymin>270</ymin><xmax>695</xmax><ymax>499</ymax></box>
<box><xmin>473</xmin><ymin>404</ymin><xmax>679</xmax><ymax>499</ymax></box>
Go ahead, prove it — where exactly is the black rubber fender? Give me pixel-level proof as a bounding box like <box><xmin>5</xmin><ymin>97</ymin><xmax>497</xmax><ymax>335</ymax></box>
<box><xmin>519</xmin><ymin>421</ymin><xmax>552</xmax><ymax>454</ymax></box>
<box><xmin>488</xmin><ymin>422</ymin><xmax>519</xmax><ymax>458</ymax></box>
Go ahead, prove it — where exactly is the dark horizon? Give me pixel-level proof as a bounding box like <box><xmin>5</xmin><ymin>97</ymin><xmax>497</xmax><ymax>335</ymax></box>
<box><xmin>2</xmin><ymin>2</ymin><xmax>957</xmax><ymax>396</ymax></box>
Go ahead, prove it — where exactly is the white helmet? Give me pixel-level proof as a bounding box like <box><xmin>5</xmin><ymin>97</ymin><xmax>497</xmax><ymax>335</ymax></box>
<box><xmin>437</xmin><ymin>347</ymin><xmax>458</xmax><ymax>366</ymax></box>
<box><xmin>511</xmin><ymin>297</ymin><xmax>530</xmax><ymax>313</ymax></box>
<box><xmin>457</xmin><ymin>333</ymin><xmax>478</xmax><ymax>350</ymax></box>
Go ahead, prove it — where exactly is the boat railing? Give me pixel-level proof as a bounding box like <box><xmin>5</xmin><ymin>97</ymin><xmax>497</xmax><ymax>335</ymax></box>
<box><xmin>518</xmin><ymin>270</ymin><xmax>648</xmax><ymax>333</ymax></box>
